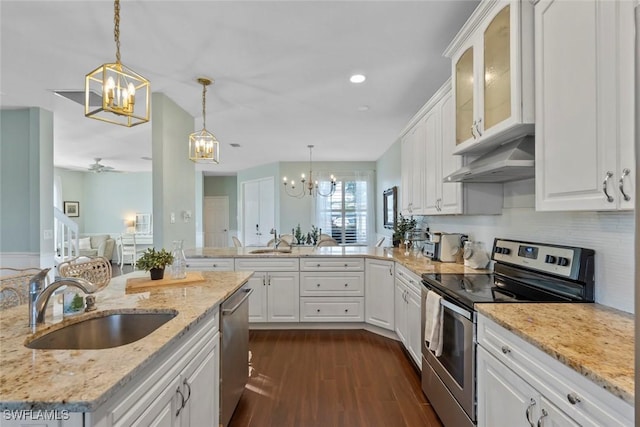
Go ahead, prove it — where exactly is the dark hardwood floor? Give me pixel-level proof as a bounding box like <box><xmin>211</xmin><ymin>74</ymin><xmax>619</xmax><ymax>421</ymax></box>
<box><xmin>229</xmin><ymin>329</ymin><xmax>443</xmax><ymax>427</ymax></box>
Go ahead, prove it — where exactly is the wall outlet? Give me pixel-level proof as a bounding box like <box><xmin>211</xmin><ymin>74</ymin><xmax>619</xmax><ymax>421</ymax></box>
<box><xmin>170</xmin><ymin>212</ymin><xmax>175</xmax><ymax>224</ymax></box>
<box><xmin>43</xmin><ymin>229</ymin><xmax>53</xmax><ymax>240</ymax></box>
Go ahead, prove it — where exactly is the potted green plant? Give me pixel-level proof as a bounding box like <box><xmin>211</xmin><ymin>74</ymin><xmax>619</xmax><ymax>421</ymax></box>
<box><xmin>393</xmin><ymin>214</ymin><xmax>417</xmax><ymax>247</ymax></box>
<box><xmin>137</xmin><ymin>248</ymin><xmax>174</xmax><ymax>280</ymax></box>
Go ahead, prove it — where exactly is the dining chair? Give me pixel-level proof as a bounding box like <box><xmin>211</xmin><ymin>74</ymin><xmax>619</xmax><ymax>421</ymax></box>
<box><xmin>232</xmin><ymin>236</ymin><xmax>243</xmax><ymax>248</ymax></box>
<box><xmin>57</xmin><ymin>256</ymin><xmax>112</xmax><ymax>290</ymax></box>
<box><xmin>317</xmin><ymin>237</ymin><xmax>339</xmax><ymax>247</ymax></box>
<box><xmin>118</xmin><ymin>234</ymin><xmax>143</xmax><ymax>269</ymax></box>
<box><xmin>0</xmin><ymin>267</ymin><xmax>47</xmax><ymax>310</ymax></box>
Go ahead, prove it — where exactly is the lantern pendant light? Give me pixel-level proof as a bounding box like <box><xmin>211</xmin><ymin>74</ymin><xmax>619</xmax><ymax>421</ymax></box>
<box><xmin>189</xmin><ymin>77</ymin><xmax>220</xmax><ymax>164</ymax></box>
<box><xmin>85</xmin><ymin>0</ymin><xmax>150</xmax><ymax>127</ymax></box>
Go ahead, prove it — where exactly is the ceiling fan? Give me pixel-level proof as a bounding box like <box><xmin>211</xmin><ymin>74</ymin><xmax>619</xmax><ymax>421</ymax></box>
<box><xmin>88</xmin><ymin>158</ymin><xmax>117</xmax><ymax>173</ymax></box>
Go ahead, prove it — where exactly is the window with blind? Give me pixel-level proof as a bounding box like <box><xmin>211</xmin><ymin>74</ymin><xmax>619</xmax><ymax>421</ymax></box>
<box><xmin>315</xmin><ymin>171</ymin><xmax>373</xmax><ymax>245</ymax></box>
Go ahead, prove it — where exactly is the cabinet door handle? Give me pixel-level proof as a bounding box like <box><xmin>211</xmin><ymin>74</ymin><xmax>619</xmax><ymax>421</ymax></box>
<box><xmin>537</xmin><ymin>408</ymin><xmax>548</xmax><ymax>427</ymax></box>
<box><xmin>475</xmin><ymin>118</ymin><xmax>483</xmax><ymax>137</ymax></box>
<box><xmin>471</xmin><ymin>120</ymin><xmax>477</xmax><ymax>139</ymax></box>
<box><xmin>176</xmin><ymin>387</ymin><xmax>185</xmax><ymax>416</ymax></box>
<box><xmin>268</xmin><ymin>274</ymin><xmax>271</xmax><ymax>286</ymax></box>
<box><xmin>619</xmin><ymin>168</ymin><xmax>631</xmax><ymax>201</ymax></box>
<box><xmin>501</xmin><ymin>345</ymin><xmax>511</xmax><ymax>354</ymax></box>
<box><xmin>603</xmin><ymin>171</ymin><xmax>614</xmax><ymax>202</ymax></box>
<box><xmin>389</xmin><ymin>266</ymin><xmax>393</xmax><ymax>276</ymax></box>
<box><xmin>183</xmin><ymin>378</ymin><xmax>192</xmax><ymax>404</ymax></box>
<box><xmin>262</xmin><ymin>276</ymin><xmax>266</xmax><ymax>286</ymax></box>
<box><xmin>567</xmin><ymin>393</ymin><xmax>581</xmax><ymax>405</ymax></box>
<box><xmin>317</xmin><ymin>263</ymin><xmax>321</xmax><ymax>267</ymax></box>
<box><xmin>525</xmin><ymin>398</ymin><xmax>536</xmax><ymax>427</ymax></box>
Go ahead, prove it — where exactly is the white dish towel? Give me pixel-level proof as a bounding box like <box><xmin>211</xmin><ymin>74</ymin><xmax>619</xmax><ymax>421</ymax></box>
<box><xmin>424</xmin><ymin>290</ymin><xmax>444</xmax><ymax>357</ymax></box>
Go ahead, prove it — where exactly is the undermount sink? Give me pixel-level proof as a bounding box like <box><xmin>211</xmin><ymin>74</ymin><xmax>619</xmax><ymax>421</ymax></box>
<box><xmin>249</xmin><ymin>248</ymin><xmax>292</xmax><ymax>254</ymax></box>
<box><xmin>25</xmin><ymin>310</ymin><xmax>178</xmax><ymax>350</ymax></box>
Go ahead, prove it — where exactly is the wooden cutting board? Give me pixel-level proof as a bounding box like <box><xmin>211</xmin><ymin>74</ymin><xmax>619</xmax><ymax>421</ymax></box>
<box><xmin>126</xmin><ymin>271</ymin><xmax>207</xmax><ymax>293</ymax></box>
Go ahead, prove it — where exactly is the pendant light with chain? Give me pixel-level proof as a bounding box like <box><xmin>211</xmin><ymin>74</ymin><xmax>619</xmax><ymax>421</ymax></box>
<box><xmin>283</xmin><ymin>145</ymin><xmax>336</xmax><ymax>198</ymax></box>
<box><xmin>85</xmin><ymin>0</ymin><xmax>150</xmax><ymax>127</ymax></box>
<box><xmin>189</xmin><ymin>78</ymin><xmax>220</xmax><ymax>163</ymax></box>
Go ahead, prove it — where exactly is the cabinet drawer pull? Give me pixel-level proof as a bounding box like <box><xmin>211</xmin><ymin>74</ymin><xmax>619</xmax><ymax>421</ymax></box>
<box><xmin>344</xmin><ymin>283</ymin><xmax>348</xmax><ymax>287</ymax></box>
<box><xmin>344</xmin><ymin>263</ymin><xmax>348</xmax><ymax>268</ymax></box>
<box><xmin>619</xmin><ymin>168</ymin><xmax>631</xmax><ymax>201</ymax></box>
<box><xmin>525</xmin><ymin>398</ymin><xmax>536</xmax><ymax>427</ymax></box>
<box><xmin>537</xmin><ymin>408</ymin><xmax>548</xmax><ymax>427</ymax></box>
<box><xmin>317</xmin><ymin>263</ymin><xmax>321</xmax><ymax>267</ymax></box>
<box><xmin>567</xmin><ymin>393</ymin><xmax>581</xmax><ymax>405</ymax></box>
<box><xmin>317</xmin><ymin>283</ymin><xmax>321</xmax><ymax>287</ymax></box>
<box><xmin>317</xmin><ymin>309</ymin><xmax>321</xmax><ymax>313</ymax></box>
<box><xmin>603</xmin><ymin>171</ymin><xmax>614</xmax><ymax>202</ymax></box>
<box><xmin>344</xmin><ymin>309</ymin><xmax>349</xmax><ymax>313</ymax></box>
<box><xmin>501</xmin><ymin>345</ymin><xmax>511</xmax><ymax>354</ymax></box>
<box><xmin>212</xmin><ymin>264</ymin><xmax>217</xmax><ymax>268</ymax></box>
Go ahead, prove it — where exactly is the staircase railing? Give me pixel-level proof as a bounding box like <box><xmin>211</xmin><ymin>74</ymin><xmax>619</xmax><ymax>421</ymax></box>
<box><xmin>54</xmin><ymin>207</ymin><xmax>79</xmax><ymax>262</ymax></box>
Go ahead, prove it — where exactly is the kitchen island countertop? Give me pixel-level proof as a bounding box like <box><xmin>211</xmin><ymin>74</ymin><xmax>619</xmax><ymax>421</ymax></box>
<box><xmin>0</xmin><ymin>270</ymin><xmax>252</xmax><ymax>411</ymax></box>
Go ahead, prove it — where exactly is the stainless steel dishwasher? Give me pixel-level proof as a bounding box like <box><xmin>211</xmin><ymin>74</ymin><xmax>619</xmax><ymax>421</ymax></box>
<box><xmin>220</xmin><ymin>285</ymin><xmax>252</xmax><ymax>427</ymax></box>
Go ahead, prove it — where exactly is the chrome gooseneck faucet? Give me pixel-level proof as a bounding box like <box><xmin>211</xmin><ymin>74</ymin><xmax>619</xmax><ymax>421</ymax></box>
<box><xmin>269</xmin><ymin>228</ymin><xmax>281</xmax><ymax>249</ymax></box>
<box><xmin>29</xmin><ymin>268</ymin><xmax>98</xmax><ymax>331</ymax></box>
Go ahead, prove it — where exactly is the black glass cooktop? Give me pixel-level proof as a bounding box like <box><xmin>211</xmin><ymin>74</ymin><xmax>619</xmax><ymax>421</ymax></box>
<box><xmin>422</xmin><ymin>271</ymin><xmax>585</xmax><ymax>312</ymax></box>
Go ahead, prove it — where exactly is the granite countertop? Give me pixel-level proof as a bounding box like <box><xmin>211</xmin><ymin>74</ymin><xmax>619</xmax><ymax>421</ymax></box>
<box><xmin>185</xmin><ymin>246</ymin><xmax>488</xmax><ymax>276</ymax></box>
<box><xmin>477</xmin><ymin>303</ymin><xmax>635</xmax><ymax>405</ymax></box>
<box><xmin>0</xmin><ymin>270</ymin><xmax>252</xmax><ymax>411</ymax></box>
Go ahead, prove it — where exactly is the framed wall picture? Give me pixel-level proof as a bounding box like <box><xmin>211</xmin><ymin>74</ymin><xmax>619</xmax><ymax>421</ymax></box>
<box><xmin>383</xmin><ymin>187</ymin><xmax>397</xmax><ymax>229</ymax></box>
<box><xmin>63</xmin><ymin>201</ymin><xmax>79</xmax><ymax>217</ymax></box>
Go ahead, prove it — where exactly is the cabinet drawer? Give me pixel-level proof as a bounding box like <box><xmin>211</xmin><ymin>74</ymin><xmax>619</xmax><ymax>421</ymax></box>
<box><xmin>395</xmin><ymin>264</ymin><xmax>421</xmax><ymax>294</ymax></box>
<box><xmin>300</xmin><ymin>272</ymin><xmax>364</xmax><ymax>296</ymax></box>
<box><xmin>235</xmin><ymin>257</ymin><xmax>299</xmax><ymax>271</ymax></box>
<box><xmin>300</xmin><ymin>297</ymin><xmax>364</xmax><ymax>322</ymax></box>
<box><xmin>300</xmin><ymin>257</ymin><xmax>364</xmax><ymax>271</ymax></box>
<box><xmin>186</xmin><ymin>258</ymin><xmax>234</xmax><ymax>271</ymax></box>
<box><xmin>477</xmin><ymin>315</ymin><xmax>633</xmax><ymax>427</ymax></box>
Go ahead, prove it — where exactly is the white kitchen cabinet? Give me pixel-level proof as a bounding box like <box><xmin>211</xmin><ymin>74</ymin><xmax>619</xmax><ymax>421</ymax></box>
<box><xmin>400</xmin><ymin>117</ymin><xmax>426</xmax><ymax>215</ymax></box>
<box><xmin>534</xmin><ymin>0</ymin><xmax>635</xmax><ymax>211</ymax></box>
<box><xmin>423</xmin><ymin>81</ymin><xmax>503</xmax><ymax>215</ymax></box>
<box><xmin>477</xmin><ymin>313</ymin><xmax>634</xmax><ymax>427</ymax></box>
<box><xmin>444</xmin><ymin>0</ymin><xmax>534</xmax><ymax>155</ymax></box>
<box><xmin>300</xmin><ymin>257</ymin><xmax>365</xmax><ymax>323</ymax></box>
<box><xmin>364</xmin><ymin>259</ymin><xmax>394</xmax><ymax>330</ymax></box>
<box><xmin>393</xmin><ymin>265</ymin><xmax>422</xmax><ymax>368</ymax></box>
<box><xmin>185</xmin><ymin>257</ymin><xmax>234</xmax><ymax>271</ymax></box>
<box><xmin>236</xmin><ymin>258</ymin><xmax>300</xmax><ymax>323</ymax></box>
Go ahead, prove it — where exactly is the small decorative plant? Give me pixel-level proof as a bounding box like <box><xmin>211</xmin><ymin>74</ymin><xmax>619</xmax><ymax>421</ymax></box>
<box><xmin>137</xmin><ymin>248</ymin><xmax>174</xmax><ymax>279</ymax></box>
<box><xmin>294</xmin><ymin>224</ymin><xmax>304</xmax><ymax>245</ymax></box>
<box><xmin>393</xmin><ymin>214</ymin><xmax>417</xmax><ymax>247</ymax></box>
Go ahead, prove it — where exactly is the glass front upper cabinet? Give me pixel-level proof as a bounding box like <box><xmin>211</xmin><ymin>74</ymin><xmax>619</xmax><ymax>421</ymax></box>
<box><xmin>445</xmin><ymin>0</ymin><xmax>534</xmax><ymax>156</ymax></box>
<box><xmin>484</xmin><ymin>5</ymin><xmax>511</xmax><ymax>131</ymax></box>
<box><xmin>455</xmin><ymin>47</ymin><xmax>475</xmax><ymax>146</ymax></box>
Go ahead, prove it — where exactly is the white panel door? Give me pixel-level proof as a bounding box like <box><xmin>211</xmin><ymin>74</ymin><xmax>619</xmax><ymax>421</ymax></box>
<box><xmin>242</xmin><ymin>177</ymin><xmax>274</xmax><ymax>246</ymax></box>
<box><xmin>204</xmin><ymin>196</ymin><xmax>229</xmax><ymax>247</ymax></box>
<box><xmin>423</xmin><ymin>107</ymin><xmax>440</xmax><ymax>213</ymax></box>
<box><xmin>364</xmin><ymin>259</ymin><xmax>395</xmax><ymax>331</ymax></box>
<box><xmin>439</xmin><ymin>89</ymin><xmax>463</xmax><ymax>214</ymax></box>
<box><xmin>258</xmin><ymin>177</ymin><xmax>275</xmax><ymax>243</ymax></box>
<box><xmin>406</xmin><ymin>287</ymin><xmax>422</xmax><ymax>368</ymax></box>
<box><xmin>394</xmin><ymin>281</ymin><xmax>407</xmax><ymax>345</ymax></box>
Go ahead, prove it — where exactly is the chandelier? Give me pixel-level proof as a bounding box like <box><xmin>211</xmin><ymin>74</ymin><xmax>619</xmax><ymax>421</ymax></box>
<box><xmin>188</xmin><ymin>77</ymin><xmax>220</xmax><ymax>164</ymax></box>
<box><xmin>85</xmin><ymin>0</ymin><xmax>150</xmax><ymax>127</ymax></box>
<box><xmin>283</xmin><ymin>145</ymin><xmax>336</xmax><ymax>198</ymax></box>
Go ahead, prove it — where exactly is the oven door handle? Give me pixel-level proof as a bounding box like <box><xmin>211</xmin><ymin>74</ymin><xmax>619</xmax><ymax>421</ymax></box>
<box><xmin>440</xmin><ymin>298</ymin><xmax>472</xmax><ymax>320</ymax></box>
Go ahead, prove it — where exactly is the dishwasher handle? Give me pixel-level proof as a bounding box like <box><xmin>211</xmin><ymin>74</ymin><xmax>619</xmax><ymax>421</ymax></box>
<box><xmin>222</xmin><ymin>288</ymin><xmax>253</xmax><ymax>316</ymax></box>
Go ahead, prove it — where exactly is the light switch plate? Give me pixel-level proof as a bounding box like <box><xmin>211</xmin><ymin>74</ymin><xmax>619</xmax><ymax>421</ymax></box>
<box><xmin>43</xmin><ymin>229</ymin><xmax>53</xmax><ymax>240</ymax></box>
<box><xmin>170</xmin><ymin>213</ymin><xmax>175</xmax><ymax>224</ymax></box>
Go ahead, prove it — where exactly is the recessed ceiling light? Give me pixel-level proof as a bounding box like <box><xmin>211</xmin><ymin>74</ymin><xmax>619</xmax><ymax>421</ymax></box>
<box><xmin>350</xmin><ymin>74</ymin><xmax>366</xmax><ymax>84</ymax></box>
<box><xmin>357</xmin><ymin>105</ymin><xmax>370</xmax><ymax>112</ymax></box>
<box><xmin>230</xmin><ymin>143</ymin><xmax>241</xmax><ymax>148</ymax></box>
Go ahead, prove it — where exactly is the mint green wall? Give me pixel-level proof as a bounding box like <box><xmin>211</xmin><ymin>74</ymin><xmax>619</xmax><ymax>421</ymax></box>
<box><xmin>0</xmin><ymin>108</ymin><xmax>53</xmax><ymax>259</ymax></box>
<box><xmin>55</xmin><ymin>169</ymin><xmax>153</xmax><ymax>236</ymax></box>
<box><xmin>375</xmin><ymin>140</ymin><xmax>401</xmax><ymax>240</ymax></box>
<box><xmin>55</xmin><ymin>168</ymin><xmax>86</xmax><ymax>232</ymax></box>
<box><xmin>204</xmin><ymin>176</ymin><xmax>238</xmax><ymax>230</ymax></box>
<box><xmin>152</xmin><ymin>93</ymin><xmax>196</xmax><ymax>249</ymax></box>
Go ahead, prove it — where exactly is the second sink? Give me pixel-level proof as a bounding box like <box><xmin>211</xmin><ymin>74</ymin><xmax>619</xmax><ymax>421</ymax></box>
<box><xmin>249</xmin><ymin>248</ymin><xmax>292</xmax><ymax>254</ymax></box>
<box><xmin>25</xmin><ymin>310</ymin><xmax>178</xmax><ymax>350</ymax></box>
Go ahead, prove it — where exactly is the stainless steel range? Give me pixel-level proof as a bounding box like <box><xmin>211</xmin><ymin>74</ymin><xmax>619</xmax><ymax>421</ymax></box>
<box><xmin>420</xmin><ymin>238</ymin><xmax>595</xmax><ymax>427</ymax></box>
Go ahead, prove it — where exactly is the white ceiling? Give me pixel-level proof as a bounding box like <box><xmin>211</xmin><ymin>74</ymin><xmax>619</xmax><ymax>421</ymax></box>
<box><xmin>0</xmin><ymin>0</ymin><xmax>479</xmax><ymax>175</ymax></box>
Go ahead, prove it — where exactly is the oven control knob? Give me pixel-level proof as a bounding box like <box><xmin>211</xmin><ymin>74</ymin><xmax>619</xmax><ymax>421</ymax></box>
<box><xmin>557</xmin><ymin>257</ymin><xmax>570</xmax><ymax>267</ymax></box>
<box><xmin>494</xmin><ymin>247</ymin><xmax>503</xmax><ymax>254</ymax></box>
<box><xmin>545</xmin><ymin>255</ymin><xmax>557</xmax><ymax>264</ymax></box>
<box><xmin>500</xmin><ymin>247</ymin><xmax>511</xmax><ymax>255</ymax></box>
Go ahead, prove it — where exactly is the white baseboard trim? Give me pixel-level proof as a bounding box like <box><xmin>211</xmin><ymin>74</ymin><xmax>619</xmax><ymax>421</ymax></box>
<box><xmin>249</xmin><ymin>322</ymin><xmax>399</xmax><ymax>341</ymax></box>
<box><xmin>0</xmin><ymin>252</ymin><xmax>40</xmax><ymax>269</ymax></box>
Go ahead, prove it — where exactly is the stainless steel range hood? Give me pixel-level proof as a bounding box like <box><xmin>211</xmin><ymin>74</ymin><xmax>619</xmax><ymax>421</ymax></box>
<box><xmin>443</xmin><ymin>136</ymin><xmax>535</xmax><ymax>183</ymax></box>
